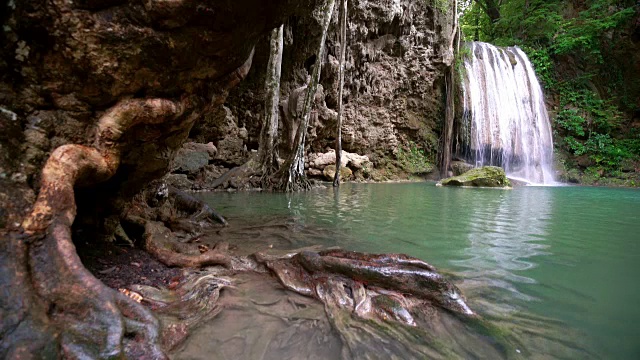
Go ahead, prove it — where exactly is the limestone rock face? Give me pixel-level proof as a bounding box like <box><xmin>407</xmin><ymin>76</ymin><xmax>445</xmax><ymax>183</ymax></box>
<box><xmin>198</xmin><ymin>0</ymin><xmax>456</xmax><ymax>166</ymax></box>
<box><xmin>171</xmin><ymin>142</ymin><xmax>217</xmax><ymax>175</ymax></box>
<box><xmin>0</xmin><ymin>0</ymin><xmax>317</xmax><ymax>229</ymax></box>
<box><xmin>307</xmin><ymin>150</ymin><xmax>372</xmax><ymax>181</ymax></box>
<box><xmin>308</xmin><ymin>150</ymin><xmax>372</xmax><ymax>170</ymax></box>
<box><xmin>440</xmin><ymin>166</ymin><xmax>512</xmax><ymax>188</ymax></box>
<box><xmin>451</xmin><ymin>161</ymin><xmax>474</xmax><ymax>176</ymax></box>
<box><xmin>173</xmin><ymin>151</ymin><xmax>210</xmax><ymax>175</ymax></box>
<box><xmin>323</xmin><ymin>165</ymin><xmax>353</xmax><ymax>181</ymax></box>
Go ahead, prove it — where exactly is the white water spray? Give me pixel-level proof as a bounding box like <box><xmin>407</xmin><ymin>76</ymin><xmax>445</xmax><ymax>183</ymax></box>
<box><xmin>456</xmin><ymin>42</ymin><xmax>555</xmax><ymax>185</ymax></box>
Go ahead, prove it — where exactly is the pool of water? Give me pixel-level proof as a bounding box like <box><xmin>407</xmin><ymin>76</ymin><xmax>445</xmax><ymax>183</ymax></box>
<box><xmin>193</xmin><ymin>183</ymin><xmax>640</xmax><ymax>359</ymax></box>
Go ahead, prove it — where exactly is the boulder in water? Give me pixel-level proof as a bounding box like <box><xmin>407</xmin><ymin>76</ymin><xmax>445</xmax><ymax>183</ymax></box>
<box><xmin>440</xmin><ymin>166</ymin><xmax>511</xmax><ymax>188</ymax></box>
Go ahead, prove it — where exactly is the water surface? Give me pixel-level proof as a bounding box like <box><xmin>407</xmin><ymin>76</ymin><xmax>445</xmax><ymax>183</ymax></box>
<box><xmin>191</xmin><ymin>183</ymin><xmax>640</xmax><ymax>359</ymax></box>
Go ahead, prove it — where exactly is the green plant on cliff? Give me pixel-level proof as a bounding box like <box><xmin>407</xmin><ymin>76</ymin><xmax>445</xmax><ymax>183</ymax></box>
<box><xmin>552</xmin><ymin>3</ymin><xmax>635</xmax><ymax>63</ymax></box>
<box><xmin>454</xmin><ymin>45</ymin><xmax>472</xmax><ymax>79</ymax></box>
<box><xmin>521</xmin><ymin>46</ymin><xmax>555</xmax><ymax>89</ymax></box>
<box><xmin>554</xmin><ymin>82</ymin><xmax>637</xmax><ymax>175</ymax></box>
<box><xmin>397</xmin><ymin>141</ymin><xmax>434</xmax><ymax>174</ymax></box>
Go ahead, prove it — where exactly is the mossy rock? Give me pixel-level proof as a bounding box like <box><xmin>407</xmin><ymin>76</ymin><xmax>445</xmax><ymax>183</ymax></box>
<box><xmin>440</xmin><ymin>166</ymin><xmax>511</xmax><ymax>188</ymax></box>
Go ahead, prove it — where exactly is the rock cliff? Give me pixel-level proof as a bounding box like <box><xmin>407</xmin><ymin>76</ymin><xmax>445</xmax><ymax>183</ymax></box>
<box><xmin>189</xmin><ymin>0</ymin><xmax>457</xmax><ymax>182</ymax></box>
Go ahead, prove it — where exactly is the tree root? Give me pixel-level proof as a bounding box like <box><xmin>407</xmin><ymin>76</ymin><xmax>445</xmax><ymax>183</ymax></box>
<box><xmin>129</xmin><ymin>274</ymin><xmax>233</xmax><ymax>351</ymax></box>
<box><xmin>258</xmin><ymin>249</ymin><xmax>475</xmax><ymax>326</ymax></box>
<box><xmin>0</xmin><ymin>29</ymin><xmax>255</xmax><ymax>356</ymax></box>
<box><xmin>15</xmin><ymin>97</ymin><xmax>197</xmax><ymax>358</ymax></box>
<box><xmin>251</xmin><ymin>249</ymin><xmax>524</xmax><ymax>359</ymax></box>
<box><xmin>141</xmin><ymin>220</ymin><xmax>232</xmax><ymax>268</ymax></box>
<box><xmin>169</xmin><ymin>186</ymin><xmax>227</xmax><ymax>225</ymax></box>
<box><xmin>121</xmin><ymin>181</ymin><xmax>233</xmax><ymax>269</ymax></box>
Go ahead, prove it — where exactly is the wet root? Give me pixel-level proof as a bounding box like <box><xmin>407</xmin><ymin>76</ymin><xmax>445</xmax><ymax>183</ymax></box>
<box><xmin>142</xmin><ymin>220</ymin><xmax>232</xmax><ymax>268</ymax></box>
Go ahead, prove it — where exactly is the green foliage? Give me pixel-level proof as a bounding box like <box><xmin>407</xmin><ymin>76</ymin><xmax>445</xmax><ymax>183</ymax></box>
<box><xmin>521</xmin><ymin>46</ymin><xmax>555</xmax><ymax>88</ymax></box>
<box><xmin>397</xmin><ymin>141</ymin><xmax>434</xmax><ymax>174</ymax></box>
<box><xmin>454</xmin><ymin>45</ymin><xmax>472</xmax><ymax>79</ymax></box>
<box><xmin>556</xmin><ymin>109</ymin><xmax>586</xmax><ymax>137</ymax></box>
<box><xmin>553</xmin><ymin>3</ymin><xmax>635</xmax><ymax>63</ymax></box>
<box><xmin>427</xmin><ymin>0</ymin><xmax>449</xmax><ymax>13</ymax></box>
<box><xmin>557</xmin><ymin>84</ymin><xmax>623</xmax><ymax>133</ymax></box>
<box><xmin>494</xmin><ymin>1</ymin><xmax>563</xmax><ymax>46</ymax></box>
<box><xmin>555</xmin><ymin>81</ymin><xmax>630</xmax><ymax>174</ymax></box>
<box><xmin>616</xmin><ymin>133</ymin><xmax>640</xmax><ymax>157</ymax></box>
<box><xmin>459</xmin><ymin>0</ymin><xmax>492</xmax><ymax>41</ymax></box>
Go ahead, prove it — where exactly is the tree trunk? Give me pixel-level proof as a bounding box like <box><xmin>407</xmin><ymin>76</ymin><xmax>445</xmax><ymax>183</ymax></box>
<box><xmin>259</xmin><ymin>25</ymin><xmax>284</xmax><ymax>182</ymax></box>
<box><xmin>478</xmin><ymin>0</ymin><xmax>501</xmax><ymax>24</ymax></box>
<box><xmin>274</xmin><ymin>0</ymin><xmax>336</xmax><ymax>192</ymax></box>
<box><xmin>333</xmin><ymin>0</ymin><xmax>348</xmax><ymax>187</ymax></box>
<box><xmin>439</xmin><ymin>0</ymin><xmax>458</xmax><ymax>178</ymax></box>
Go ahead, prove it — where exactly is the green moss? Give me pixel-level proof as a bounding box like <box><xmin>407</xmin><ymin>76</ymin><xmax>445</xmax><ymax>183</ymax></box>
<box><xmin>440</xmin><ymin>166</ymin><xmax>511</xmax><ymax>188</ymax></box>
<box><xmin>396</xmin><ymin>141</ymin><xmax>435</xmax><ymax>175</ymax></box>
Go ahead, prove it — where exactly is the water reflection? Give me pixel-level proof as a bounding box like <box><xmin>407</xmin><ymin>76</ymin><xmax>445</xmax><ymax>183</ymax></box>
<box><xmin>453</xmin><ymin>188</ymin><xmax>553</xmax><ymax>305</ymax></box>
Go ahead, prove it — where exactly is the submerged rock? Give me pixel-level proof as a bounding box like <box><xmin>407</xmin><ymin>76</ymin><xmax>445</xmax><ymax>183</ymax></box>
<box><xmin>440</xmin><ymin>166</ymin><xmax>511</xmax><ymax>187</ymax></box>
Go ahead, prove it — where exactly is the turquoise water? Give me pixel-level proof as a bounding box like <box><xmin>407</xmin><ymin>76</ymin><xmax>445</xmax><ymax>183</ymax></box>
<box><xmin>198</xmin><ymin>183</ymin><xmax>640</xmax><ymax>359</ymax></box>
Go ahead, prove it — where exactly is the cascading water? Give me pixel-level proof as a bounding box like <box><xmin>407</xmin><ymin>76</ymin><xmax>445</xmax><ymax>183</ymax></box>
<box><xmin>455</xmin><ymin>42</ymin><xmax>555</xmax><ymax>185</ymax></box>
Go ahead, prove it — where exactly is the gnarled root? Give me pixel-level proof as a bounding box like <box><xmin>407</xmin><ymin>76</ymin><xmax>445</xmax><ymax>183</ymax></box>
<box><xmin>141</xmin><ymin>219</ymin><xmax>232</xmax><ymax>268</ymax></box>
<box><xmin>29</xmin><ymin>226</ymin><xmax>165</xmax><ymax>359</ymax></box>
<box><xmin>122</xmin><ymin>182</ymin><xmax>232</xmax><ymax>268</ymax></box>
<box><xmin>260</xmin><ymin>249</ymin><xmax>474</xmax><ymax>322</ymax></box>
<box><xmin>255</xmin><ymin>250</ymin><xmax>519</xmax><ymax>359</ymax></box>
<box><xmin>168</xmin><ymin>186</ymin><xmax>227</xmax><ymax>226</ymax></box>
<box><xmin>129</xmin><ymin>275</ymin><xmax>233</xmax><ymax>351</ymax></box>
<box><xmin>12</xmin><ymin>97</ymin><xmax>194</xmax><ymax>358</ymax></box>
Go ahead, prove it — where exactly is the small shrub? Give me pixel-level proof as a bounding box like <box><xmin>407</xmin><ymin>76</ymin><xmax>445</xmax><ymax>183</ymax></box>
<box><xmin>396</xmin><ymin>141</ymin><xmax>434</xmax><ymax>174</ymax></box>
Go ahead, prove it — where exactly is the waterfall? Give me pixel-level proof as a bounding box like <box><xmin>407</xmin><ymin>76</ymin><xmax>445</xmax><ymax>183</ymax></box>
<box><xmin>456</xmin><ymin>42</ymin><xmax>555</xmax><ymax>185</ymax></box>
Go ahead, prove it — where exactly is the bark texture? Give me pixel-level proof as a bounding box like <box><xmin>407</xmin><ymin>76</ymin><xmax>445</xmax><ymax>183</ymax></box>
<box><xmin>439</xmin><ymin>0</ymin><xmax>459</xmax><ymax>178</ymax></box>
<box><xmin>258</xmin><ymin>25</ymin><xmax>285</xmax><ymax>181</ymax></box>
